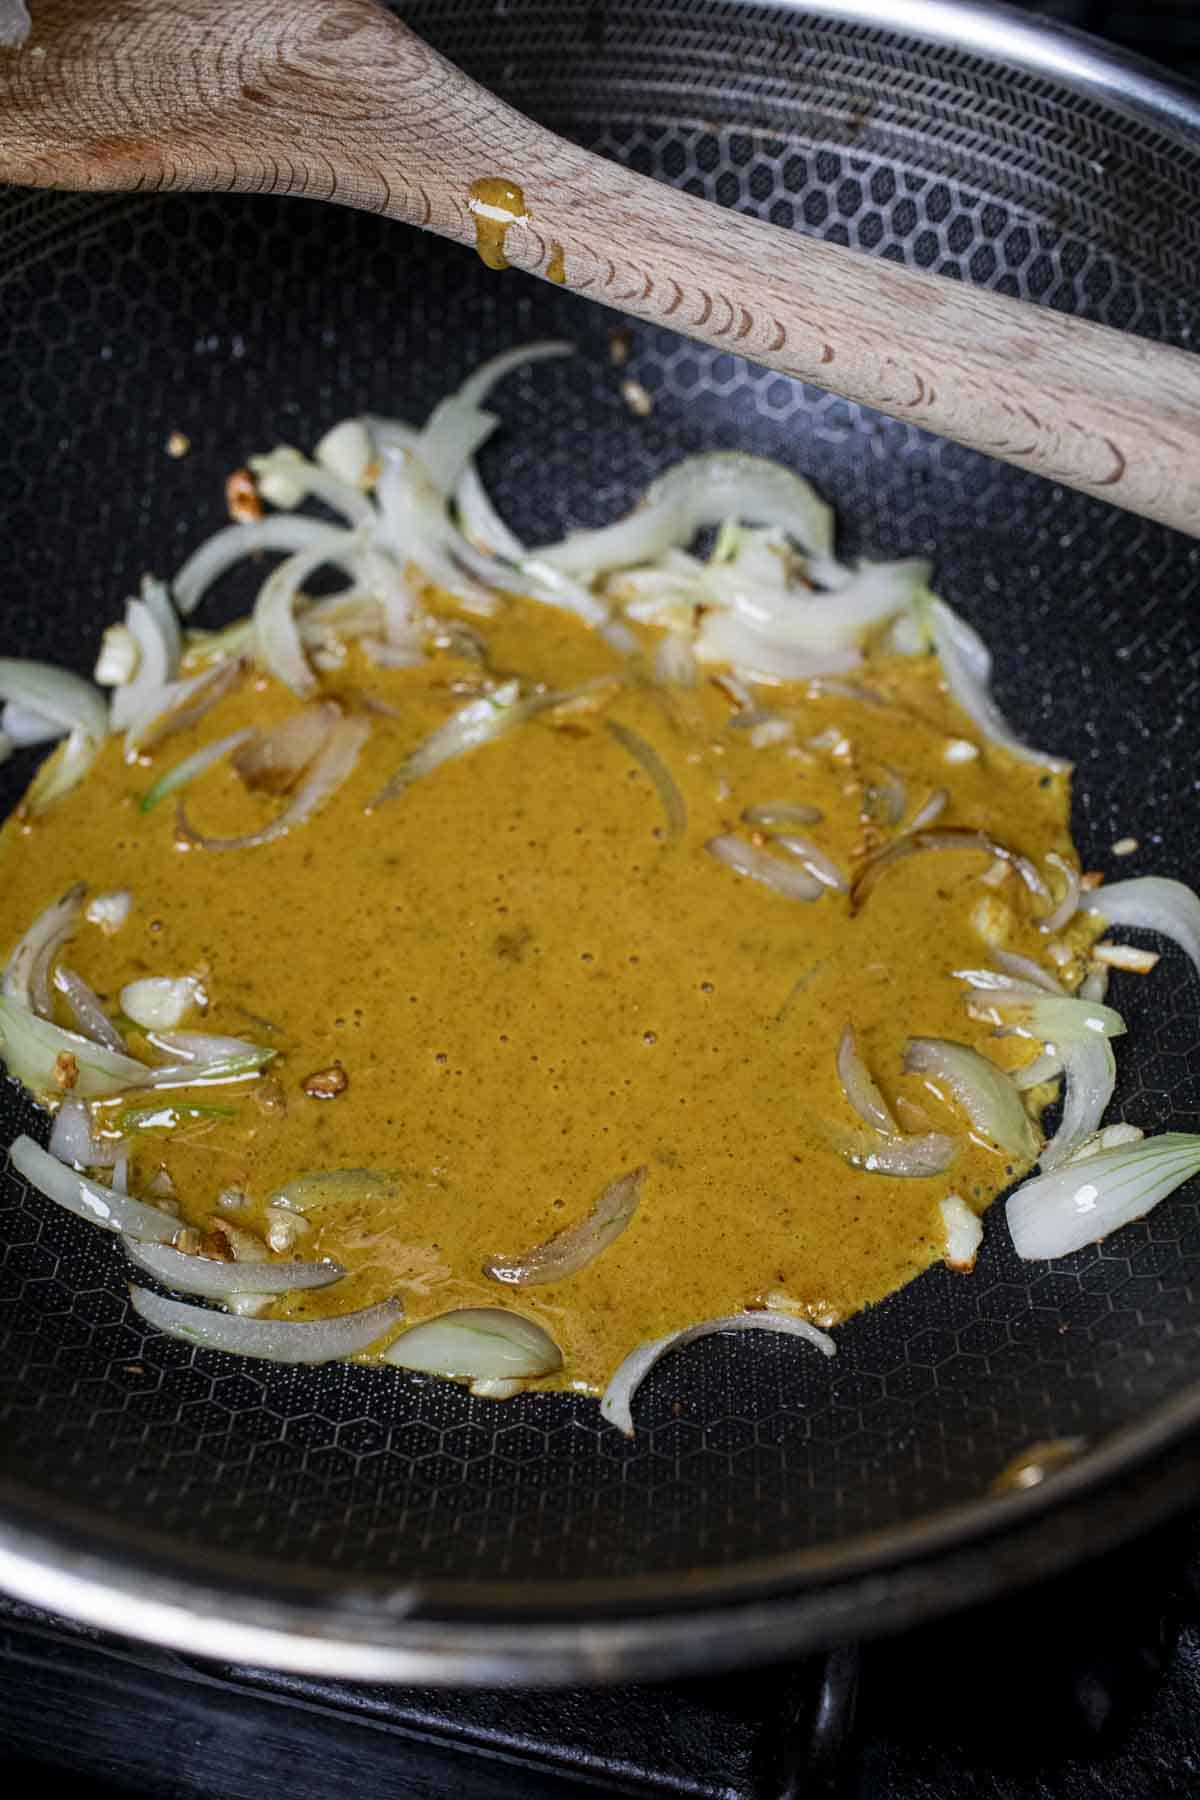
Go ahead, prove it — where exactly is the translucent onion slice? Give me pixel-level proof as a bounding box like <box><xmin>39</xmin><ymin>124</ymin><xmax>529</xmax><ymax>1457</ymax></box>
<box><xmin>925</xmin><ymin>596</ymin><xmax>1070</xmax><ymax>773</ymax></box>
<box><xmin>1038</xmin><ymin>1036</ymin><xmax>1117</xmax><ymax>1171</ymax></box>
<box><xmin>941</xmin><ymin>1195</ymin><xmax>983</xmax><ymax>1272</ymax></box>
<box><xmin>534</xmin><ymin>452</ymin><xmax>834</xmax><ymax>577</ymax></box>
<box><xmin>53</xmin><ymin>966</ymin><xmax>126</xmax><ymax>1052</ymax></box>
<box><xmin>1007</xmin><ymin>1133</ymin><xmax>1200</xmax><ymax>1261</ymax></box>
<box><xmin>1013</xmin><ymin>1050</ymin><xmax>1064</xmax><ymax>1091</ymax></box>
<box><xmin>695</xmin><ymin>609</ymin><xmax>861</xmax><ymax>684</ymax></box>
<box><xmin>0</xmin><ymin>658</ymin><xmax>107</xmax><ymax>745</ymax></box>
<box><xmin>47</xmin><ymin>1097</ymin><xmax>103</xmax><ymax>1168</ymax></box>
<box><xmin>127</xmin><ymin>656</ymin><xmax>248</xmax><ymax>756</ymax></box>
<box><xmin>965</xmin><ymin>991</ymin><xmax>1126</xmax><ymax>1043</ymax></box>
<box><xmin>989</xmin><ymin>950</ymin><xmax>1064</xmax><ymax>993</ymax></box>
<box><xmin>852</xmin><ymin>828</ymin><xmax>1049</xmax><ymax>911</ymax></box>
<box><xmin>904</xmin><ymin>787</ymin><xmax>948</xmax><ymax>835</ymax></box>
<box><xmin>904</xmin><ymin>1036</ymin><xmax>1040</xmax><ymax>1159</ymax></box>
<box><xmin>835</xmin><ymin>1128</ymin><xmax>958</xmax><ymax>1177</ymax></box>
<box><xmin>130</xmin><ymin>1286</ymin><xmax>403</xmax><ymax>1362</ymax></box>
<box><xmin>10</xmin><ymin>1134</ymin><xmax>177</xmax><ymax>1241</ymax></box>
<box><xmin>23</xmin><ymin>727</ymin><xmax>102</xmax><ymax>813</ymax></box>
<box><xmin>419</xmin><ymin>340</ymin><xmax>573</xmax><ymax>495</ymax></box>
<box><xmin>314</xmin><ymin>418</ymin><xmax>373</xmax><ymax>488</ymax></box>
<box><xmin>125</xmin><ymin>1238</ymin><xmax>346</xmax><ymax>1296</ymax></box>
<box><xmin>178</xmin><ymin>714</ymin><xmax>369</xmax><ymax>851</ymax></box>
<box><xmin>1</xmin><ymin>701</ymin><xmax>63</xmax><ymax>747</ymax></box>
<box><xmin>140</xmin><ymin>729</ymin><xmax>255</xmax><ymax>813</ymax></box>
<box><xmin>455</xmin><ymin>460</ymin><xmax>526</xmax><ymax>560</ymax></box>
<box><xmin>1082</xmin><ymin>877</ymin><xmax>1200</xmax><ymax>978</ymax></box>
<box><xmin>706</xmin><ymin>834</ymin><xmax>823</xmax><ymax>901</ymax></box>
<box><xmin>271</xmin><ymin>1167</ymin><xmax>398</xmax><ymax>1215</ymax></box>
<box><xmin>836</xmin><ymin>1025</ymin><xmax>898</xmax><ymax>1135</ymax></box>
<box><xmin>174</xmin><ymin>517</ymin><xmax>357</xmax><ymax>616</ymax></box>
<box><xmin>110</xmin><ymin>590</ymin><xmax>181</xmax><ymax>734</ymax></box>
<box><xmin>383</xmin><ymin>1306</ymin><xmax>562</xmax><ymax>1388</ymax></box>
<box><xmin>1037</xmin><ymin>850</ymin><xmax>1081</xmax><ymax>935</ymax></box>
<box><xmin>601</xmin><ymin>1312</ymin><xmax>836</xmax><ymax>1438</ymax></box>
<box><xmin>140</xmin><ymin>1047</ymin><xmax>276</xmax><ymax>1089</ymax></box>
<box><xmin>774</xmin><ymin>833</ymin><xmax>848</xmax><ymax>893</ymax></box>
<box><xmin>713</xmin><ymin>557</ymin><xmax>930</xmax><ymax>653</ymax></box>
<box><xmin>3</xmin><ymin>882</ymin><xmax>85</xmax><ymax>1015</ymax></box>
<box><xmin>232</xmin><ymin>702</ymin><xmax>340</xmax><ymax>795</ymax></box>
<box><xmin>147</xmin><ymin>1030</ymin><xmax>273</xmax><ymax>1065</ymax></box>
<box><xmin>371</xmin><ymin>680</ymin><xmax>522</xmax><ymax>806</ymax></box>
<box><xmin>653</xmin><ymin>630</ymin><xmax>700</xmax><ymax>689</ymax></box>
<box><xmin>606</xmin><ymin>722</ymin><xmax>686</xmax><ymax>843</ymax></box>
<box><xmin>482</xmin><ymin>1167</ymin><xmax>645</xmax><ymax>1287</ymax></box>
<box><xmin>741</xmin><ymin>801</ymin><xmax>823</xmax><ymax>829</ymax></box>
<box><xmin>253</xmin><ymin>537</ymin><xmax>363</xmax><ymax>697</ymax></box>
<box><xmin>0</xmin><ymin>996</ymin><xmax>148</xmax><ymax>1099</ymax></box>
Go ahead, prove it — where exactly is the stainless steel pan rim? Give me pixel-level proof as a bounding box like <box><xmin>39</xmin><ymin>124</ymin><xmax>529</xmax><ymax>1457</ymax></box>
<box><xmin>0</xmin><ymin>0</ymin><xmax>1198</xmax><ymax>1683</ymax></box>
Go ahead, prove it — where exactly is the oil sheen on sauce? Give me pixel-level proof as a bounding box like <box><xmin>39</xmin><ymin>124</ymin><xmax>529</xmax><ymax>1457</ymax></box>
<box><xmin>0</xmin><ymin>599</ymin><xmax>1090</xmax><ymax>1395</ymax></box>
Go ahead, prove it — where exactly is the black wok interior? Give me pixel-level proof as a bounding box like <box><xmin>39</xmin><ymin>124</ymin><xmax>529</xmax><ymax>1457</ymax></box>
<box><xmin>0</xmin><ymin>0</ymin><xmax>1198</xmax><ymax>1621</ymax></box>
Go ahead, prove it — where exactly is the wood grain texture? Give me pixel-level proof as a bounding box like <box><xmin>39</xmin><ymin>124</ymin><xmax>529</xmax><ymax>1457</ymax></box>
<box><xmin>2</xmin><ymin>0</ymin><xmax>1199</xmax><ymax>537</ymax></box>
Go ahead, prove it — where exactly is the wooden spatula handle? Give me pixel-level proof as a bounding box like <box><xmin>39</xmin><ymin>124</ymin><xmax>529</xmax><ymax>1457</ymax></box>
<box><xmin>3</xmin><ymin>0</ymin><xmax>1198</xmax><ymax>537</ymax></box>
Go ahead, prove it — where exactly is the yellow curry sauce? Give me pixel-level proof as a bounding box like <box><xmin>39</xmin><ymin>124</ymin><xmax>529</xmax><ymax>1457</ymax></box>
<box><xmin>0</xmin><ymin>598</ymin><xmax>1092</xmax><ymax>1394</ymax></box>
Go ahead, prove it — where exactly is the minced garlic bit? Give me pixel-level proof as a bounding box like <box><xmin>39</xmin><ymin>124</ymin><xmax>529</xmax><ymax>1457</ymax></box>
<box><xmin>93</xmin><ymin>623</ymin><xmax>140</xmax><ymax>688</ymax></box>
<box><xmin>165</xmin><ymin>431</ymin><xmax>191</xmax><ymax>459</ymax></box>
<box><xmin>620</xmin><ymin>378</ymin><xmax>653</xmax><ymax>418</ymax></box>
<box><xmin>970</xmin><ymin>893</ymin><xmax>1012</xmax><ymax>947</ymax></box>
<box><xmin>225</xmin><ymin>467</ymin><xmax>263</xmax><ymax>523</ymax></box>
<box><xmin>943</xmin><ymin>738</ymin><xmax>979</xmax><ymax>764</ymax></box>
<box><xmin>608</xmin><ymin>328</ymin><xmax>632</xmax><ymax>367</ymax></box>
<box><xmin>85</xmin><ymin>888</ymin><xmax>132</xmax><ymax>935</ymax></box>
<box><xmin>1079</xmin><ymin>870</ymin><xmax>1105</xmax><ymax>891</ymax></box>
<box><xmin>1112</xmin><ymin>836</ymin><xmax>1139</xmax><ymax>857</ymax></box>
<box><xmin>1094</xmin><ymin>941</ymin><xmax>1160</xmax><ymax>974</ymax></box>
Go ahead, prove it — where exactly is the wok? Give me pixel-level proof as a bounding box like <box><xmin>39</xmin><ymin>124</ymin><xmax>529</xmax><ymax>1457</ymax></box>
<box><xmin>0</xmin><ymin>0</ymin><xmax>1198</xmax><ymax>1685</ymax></box>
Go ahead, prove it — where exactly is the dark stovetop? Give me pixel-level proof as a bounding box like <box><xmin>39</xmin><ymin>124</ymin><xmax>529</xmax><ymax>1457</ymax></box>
<box><xmin>2</xmin><ymin>3</ymin><xmax>1199</xmax><ymax>1797</ymax></box>
<box><xmin>3</xmin><ymin>1517</ymin><xmax>1200</xmax><ymax>1797</ymax></box>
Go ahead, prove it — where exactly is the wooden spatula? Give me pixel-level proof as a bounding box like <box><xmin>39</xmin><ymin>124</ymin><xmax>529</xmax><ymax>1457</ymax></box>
<box><xmin>2</xmin><ymin>0</ymin><xmax>1198</xmax><ymax>536</ymax></box>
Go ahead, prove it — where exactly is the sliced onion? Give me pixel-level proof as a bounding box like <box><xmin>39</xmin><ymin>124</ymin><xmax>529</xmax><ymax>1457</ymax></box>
<box><xmin>270</xmin><ymin>1168</ymin><xmax>397</xmax><ymax>1214</ymax></box>
<box><xmin>601</xmin><ymin>1311</ymin><xmax>835</xmax><ymax>1438</ymax></box>
<box><xmin>127</xmin><ymin>656</ymin><xmax>248</xmax><ymax>756</ymax></box>
<box><xmin>696</xmin><ymin>609</ymin><xmax>860</xmax><ymax>684</ymax></box>
<box><xmin>904</xmin><ymin>1036</ymin><xmax>1040</xmax><ymax>1159</ymax></box>
<box><xmin>1038</xmin><ymin>1036</ymin><xmax>1117</xmax><ymax>1171</ymax></box>
<box><xmin>147</xmin><ymin>1030</ymin><xmax>273</xmax><ymax>1065</ymax></box>
<box><xmin>482</xmin><ymin>1167</ymin><xmax>644</xmax><ymax>1287</ymax></box>
<box><xmin>371</xmin><ymin>680</ymin><xmax>522</xmax><ymax>806</ymax></box>
<box><xmin>23</xmin><ymin>727</ymin><xmax>102</xmax><ymax>813</ymax></box>
<box><xmin>711</xmin><ymin>557</ymin><xmax>929</xmax><ymax>654</ymax></box>
<box><xmin>249</xmin><ymin>446</ymin><xmax>376</xmax><ymax>528</ymax></box>
<box><xmin>375</xmin><ymin>449</ymin><xmax>502</xmax><ymax>615</ymax></box>
<box><xmin>140</xmin><ymin>1047</ymin><xmax>276</xmax><ymax>1089</ymax></box>
<box><xmin>3</xmin><ymin>882</ymin><xmax>85</xmax><ymax>1015</ymax></box>
<box><xmin>653</xmin><ymin>630</ymin><xmax>699</xmax><ymax>689</ymax></box>
<box><xmin>852</xmin><ymin>828</ymin><xmax>1050</xmax><ymax>911</ymax></box>
<box><xmin>314</xmin><ymin>418</ymin><xmax>373</xmax><ymax>489</ymax></box>
<box><xmin>10</xmin><ymin>1133</ymin><xmax>177</xmax><ymax>1241</ymax></box>
<box><xmin>865</xmin><ymin>767</ymin><xmax>906</xmax><ymax>826</ymax></box>
<box><xmin>1007</xmin><ymin>1132</ymin><xmax>1200</xmax><ymax>1261</ymax></box>
<box><xmin>110</xmin><ymin>590</ymin><xmax>181</xmax><ymax>734</ymax></box>
<box><xmin>835</xmin><ymin>1127</ymin><xmax>958</xmax><ymax>1177</ymax></box>
<box><xmin>965</xmin><ymin>991</ymin><xmax>1125</xmax><ymax>1043</ymax></box>
<box><xmin>742</xmin><ymin>801</ymin><xmax>823</xmax><ymax>828</ymax></box>
<box><xmin>232</xmin><ymin>702</ymin><xmax>339</xmax><ymax>795</ymax></box>
<box><xmin>535</xmin><ymin>453</ymin><xmax>834</xmax><ymax>578</ymax></box>
<box><xmin>904</xmin><ymin>787</ymin><xmax>948</xmax><ymax>835</ymax></box>
<box><xmin>129</xmin><ymin>1285</ymin><xmax>403</xmax><ymax>1361</ymax></box>
<box><xmin>174</xmin><ymin>517</ymin><xmax>357</xmax><ymax>616</ymax></box>
<box><xmin>774</xmin><ymin>833</ymin><xmax>848</xmax><ymax>893</ymax></box>
<box><xmin>989</xmin><ymin>950</ymin><xmax>1064</xmax><ymax>993</ymax></box>
<box><xmin>253</xmin><ymin>537</ymin><xmax>363</xmax><ymax>697</ymax></box>
<box><xmin>383</xmin><ymin>1306</ymin><xmax>562</xmax><ymax>1388</ymax></box>
<box><xmin>1038</xmin><ymin>850</ymin><xmax>1081</xmax><ymax>935</ymax></box>
<box><xmin>120</xmin><ymin>976</ymin><xmax>205</xmax><ymax>1032</ymax></box>
<box><xmin>178</xmin><ymin>714</ymin><xmax>369</xmax><ymax>850</ymax></box>
<box><xmin>140</xmin><ymin>729</ymin><xmax>255</xmax><ymax>813</ymax></box>
<box><xmin>1013</xmin><ymin>1049</ymin><xmax>1064</xmax><ymax>1091</ymax></box>
<box><xmin>1</xmin><ymin>701</ymin><xmax>64</xmax><ymax>747</ymax></box>
<box><xmin>1082</xmin><ymin>877</ymin><xmax>1200</xmax><ymax>978</ymax></box>
<box><xmin>941</xmin><ymin>1195</ymin><xmax>983</xmax><ymax>1272</ymax></box>
<box><xmin>125</xmin><ymin>1238</ymin><xmax>346</xmax><ymax>1297</ymax></box>
<box><xmin>0</xmin><ymin>995</ymin><xmax>147</xmax><ymax>1099</ymax></box>
<box><xmin>606</xmin><ymin>722</ymin><xmax>685</xmax><ymax>843</ymax></box>
<box><xmin>53</xmin><ymin>966</ymin><xmax>126</xmax><ymax>1052</ymax></box>
<box><xmin>420</xmin><ymin>340</ymin><xmax>573</xmax><ymax>496</ymax></box>
<box><xmin>836</xmin><ymin>1025</ymin><xmax>897</xmax><ymax>1135</ymax></box>
<box><xmin>48</xmin><ymin>1098</ymin><xmax>100</xmax><ymax>1168</ymax></box>
<box><xmin>454</xmin><ymin>460</ymin><xmax>526</xmax><ymax>560</ymax></box>
<box><xmin>0</xmin><ymin>658</ymin><xmax>107</xmax><ymax>745</ymax></box>
<box><xmin>925</xmin><ymin>597</ymin><xmax>1070</xmax><ymax>772</ymax></box>
<box><xmin>706</xmin><ymin>833</ymin><xmax>823</xmax><ymax>901</ymax></box>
